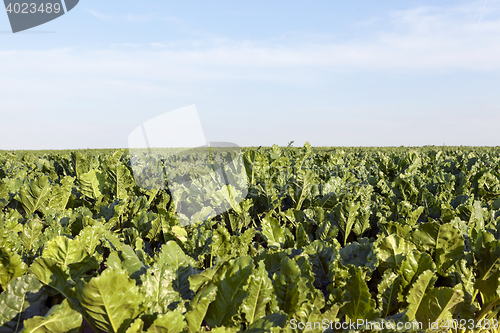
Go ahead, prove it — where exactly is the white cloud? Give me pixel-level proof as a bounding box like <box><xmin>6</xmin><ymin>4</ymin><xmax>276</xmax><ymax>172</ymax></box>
<box><xmin>2</xmin><ymin>2</ymin><xmax>500</xmax><ymax>149</ymax></box>
<box><xmin>63</xmin><ymin>2</ymin><xmax>500</xmax><ymax>74</ymax></box>
<box><xmin>86</xmin><ymin>8</ymin><xmax>153</xmax><ymax>23</ymax></box>
<box><xmin>2</xmin><ymin>2</ymin><xmax>500</xmax><ymax>105</ymax></box>
<box><xmin>2</xmin><ymin>1</ymin><xmax>500</xmax><ymax>115</ymax></box>
<box><xmin>86</xmin><ymin>9</ymin><xmax>113</xmax><ymax>21</ymax></box>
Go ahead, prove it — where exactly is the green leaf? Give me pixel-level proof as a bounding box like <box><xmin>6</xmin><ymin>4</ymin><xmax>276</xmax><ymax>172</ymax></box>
<box><xmin>146</xmin><ymin>311</ymin><xmax>186</xmax><ymax>333</ymax></box>
<box><xmin>315</xmin><ymin>217</ymin><xmax>339</xmax><ymax>242</ymax></box>
<box><xmin>474</xmin><ymin>235</ymin><xmax>500</xmax><ymax>281</ymax></box>
<box><xmin>205</xmin><ymin>256</ymin><xmax>254</xmax><ymax>327</ymax></box>
<box><xmin>407</xmin><ymin>206</ymin><xmax>425</xmax><ymax>226</ymax></box>
<box><xmin>0</xmin><ymin>249</ymin><xmax>27</xmax><ymax>290</ymax></box>
<box><xmin>47</xmin><ymin>176</ymin><xmax>74</xmax><ymax>211</ymax></box>
<box><xmin>405</xmin><ymin>270</ymin><xmax>436</xmax><ymax>322</ymax></box>
<box><xmin>398</xmin><ymin>251</ymin><xmax>435</xmax><ymax>296</ymax></box>
<box><xmin>285</xmin><ymin>301</ymin><xmax>323</xmax><ymax>333</ymax></box>
<box><xmin>470</xmin><ymin>200</ymin><xmax>485</xmax><ymax>234</ymax></box>
<box><xmin>0</xmin><ymin>274</ymin><xmax>47</xmax><ymax>332</ymax></box>
<box><xmin>171</xmin><ymin>226</ymin><xmax>187</xmax><ymax>243</ymax></box>
<box><xmin>217</xmin><ymin>184</ymin><xmax>244</xmax><ymax>215</ymax></box>
<box><xmin>377</xmin><ymin>270</ymin><xmax>402</xmax><ymax>318</ymax></box>
<box><xmin>412</xmin><ymin>222</ymin><xmax>464</xmax><ymax>275</ymax></box>
<box><xmin>109</xmin><ymin>164</ymin><xmax>134</xmax><ymax>201</ymax></box>
<box><xmin>475</xmin><ymin>273</ymin><xmax>500</xmax><ymax>305</ymax></box>
<box><xmin>294</xmin><ymin>224</ymin><xmax>310</xmax><ymax>249</ymax></box>
<box><xmin>0</xmin><ymin>211</ymin><xmax>23</xmax><ymax>254</ymax></box>
<box><xmin>28</xmin><ymin>257</ymin><xmax>77</xmax><ymax>303</ymax></box>
<box><xmin>115</xmin><ymin>245</ymin><xmax>148</xmax><ymax>281</ymax></box>
<box><xmin>20</xmin><ymin>299</ymin><xmax>81</xmax><ymax>333</ymax></box>
<box><xmin>272</xmin><ymin>257</ymin><xmax>314</xmax><ymax>316</ymax></box>
<box><xmin>341</xmin><ymin>266</ymin><xmax>378</xmax><ymax>321</ymax></box>
<box><xmin>339</xmin><ymin>238</ymin><xmax>377</xmax><ymax>273</ymax></box>
<box><xmin>212</xmin><ymin>227</ymin><xmax>256</xmax><ymax>263</ymax></box>
<box><xmin>20</xmin><ymin>219</ymin><xmax>43</xmax><ymax>253</ymax></box>
<box><xmin>141</xmin><ymin>242</ymin><xmax>197</xmax><ymax>314</ymax></box>
<box><xmin>76</xmin><ymin>223</ymin><xmax>106</xmax><ymax>257</ymax></box>
<box><xmin>17</xmin><ymin>175</ymin><xmax>51</xmax><ymax>215</ymax></box>
<box><xmin>415</xmin><ymin>287</ymin><xmax>464</xmax><ymax>328</ymax></box>
<box><xmin>78</xmin><ymin>170</ymin><xmax>105</xmax><ymax>200</ymax></box>
<box><xmin>157</xmin><ymin>242</ymin><xmax>196</xmax><ymax>296</ymax></box>
<box><xmin>76</xmin><ymin>268</ymin><xmax>145</xmax><ymax>333</ymax></box>
<box><xmin>42</xmin><ymin>236</ymin><xmax>87</xmax><ymax>267</ymax></box>
<box><xmin>185</xmin><ymin>283</ymin><xmax>218</xmax><ymax>333</ymax></box>
<box><xmin>435</xmin><ymin>223</ymin><xmax>464</xmax><ymax>274</ymax></box>
<box><xmin>239</xmin><ymin>261</ymin><xmax>275</xmax><ymax>325</ymax></box>
<box><xmin>188</xmin><ymin>264</ymin><xmax>226</xmax><ymax>294</ymax></box>
<box><xmin>338</xmin><ymin>201</ymin><xmax>360</xmax><ymax>246</ymax></box>
<box><xmin>303</xmin><ymin>240</ymin><xmax>336</xmax><ymax>292</ymax></box>
<box><xmin>124</xmin><ymin>319</ymin><xmax>144</xmax><ymax>333</ymax></box>
<box><xmin>38</xmin><ymin>236</ymin><xmax>98</xmax><ymax>281</ymax></box>
<box><xmin>209</xmin><ymin>327</ymin><xmax>239</xmax><ymax>333</ymax></box>
<box><xmin>260</xmin><ymin>214</ymin><xmax>284</xmax><ymax>249</ymax></box>
<box><xmin>412</xmin><ymin>221</ymin><xmax>440</xmax><ymax>252</ymax></box>
<box><xmin>375</xmin><ymin>234</ymin><xmax>416</xmax><ymax>271</ymax></box>
<box><xmin>0</xmin><ymin>182</ymin><xmax>10</xmax><ymax>210</ymax></box>
<box><xmin>246</xmin><ymin>313</ymin><xmax>287</xmax><ymax>333</ymax></box>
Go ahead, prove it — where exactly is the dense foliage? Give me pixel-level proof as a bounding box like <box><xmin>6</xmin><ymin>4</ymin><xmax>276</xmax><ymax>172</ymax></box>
<box><xmin>1</xmin><ymin>145</ymin><xmax>500</xmax><ymax>332</ymax></box>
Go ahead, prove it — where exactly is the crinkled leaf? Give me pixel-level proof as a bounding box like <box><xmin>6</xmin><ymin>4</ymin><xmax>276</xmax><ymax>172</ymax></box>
<box><xmin>47</xmin><ymin>177</ymin><xmax>74</xmax><ymax>211</ymax></box>
<box><xmin>76</xmin><ymin>223</ymin><xmax>106</xmax><ymax>257</ymax></box>
<box><xmin>146</xmin><ymin>311</ymin><xmax>186</xmax><ymax>333</ymax></box>
<box><xmin>185</xmin><ymin>283</ymin><xmax>218</xmax><ymax>333</ymax></box>
<box><xmin>304</xmin><ymin>240</ymin><xmax>336</xmax><ymax>292</ymax></box>
<box><xmin>405</xmin><ymin>270</ymin><xmax>436</xmax><ymax>322</ymax></box>
<box><xmin>376</xmin><ymin>234</ymin><xmax>416</xmax><ymax>271</ymax></box>
<box><xmin>20</xmin><ymin>219</ymin><xmax>43</xmax><ymax>253</ymax></box>
<box><xmin>0</xmin><ymin>274</ymin><xmax>47</xmax><ymax>332</ymax></box>
<box><xmin>17</xmin><ymin>175</ymin><xmax>51</xmax><ymax>215</ymax></box>
<box><xmin>377</xmin><ymin>270</ymin><xmax>402</xmax><ymax>318</ymax></box>
<box><xmin>76</xmin><ymin>268</ymin><xmax>145</xmax><ymax>333</ymax></box>
<box><xmin>205</xmin><ymin>256</ymin><xmax>254</xmax><ymax>327</ymax></box>
<box><xmin>141</xmin><ymin>241</ymin><xmax>197</xmax><ymax>314</ymax></box>
<box><xmin>415</xmin><ymin>287</ymin><xmax>464</xmax><ymax>328</ymax></box>
<box><xmin>339</xmin><ymin>238</ymin><xmax>377</xmax><ymax>273</ymax></box>
<box><xmin>260</xmin><ymin>215</ymin><xmax>284</xmax><ymax>249</ymax></box>
<box><xmin>20</xmin><ymin>299</ymin><xmax>81</xmax><ymax>333</ymax></box>
<box><xmin>285</xmin><ymin>301</ymin><xmax>323</xmax><ymax>333</ymax></box>
<box><xmin>245</xmin><ymin>313</ymin><xmax>287</xmax><ymax>333</ymax></box>
<box><xmin>39</xmin><ymin>236</ymin><xmax>98</xmax><ymax>281</ymax></box>
<box><xmin>435</xmin><ymin>223</ymin><xmax>464</xmax><ymax>274</ymax></box>
<box><xmin>272</xmin><ymin>257</ymin><xmax>312</xmax><ymax>316</ymax></box>
<box><xmin>77</xmin><ymin>170</ymin><xmax>105</xmax><ymax>200</ymax></box>
<box><xmin>398</xmin><ymin>250</ymin><xmax>435</xmax><ymax>296</ymax></box>
<box><xmin>43</xmin><ymin>236</ymin><xmax>87</xmax><ymax>267</ymax></box>
<box><xmin>341</xmin><ymin>266</ymin><xmax>378</xmax><ymax>321</ymax></box>
<box><xmin>0</xmin><ymin>249</ymin><xmax>27</xmax><ymax>290</ymax></box>
<box><xmin>239</xmin><ymin>261</ymin><xmax>275</xmax><ymax>325</ymax></box>
<box><xmin>28</xmin><ymin>257</ymin><xmax>77</xmax><ymax>303</ymax></box>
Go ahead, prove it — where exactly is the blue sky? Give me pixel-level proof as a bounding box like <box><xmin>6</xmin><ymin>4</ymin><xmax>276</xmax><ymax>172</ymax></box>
<box><xmin>1</xmin><ymin>0</ymin><xmax>500</xmax><ymax>149</ymax></box>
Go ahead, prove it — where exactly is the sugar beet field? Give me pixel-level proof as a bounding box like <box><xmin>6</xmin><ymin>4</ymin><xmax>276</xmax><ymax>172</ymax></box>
<box><xmin>1</xmin><ymin>145</ymin><xmax>500</xmax><ymax>333</ymax></box>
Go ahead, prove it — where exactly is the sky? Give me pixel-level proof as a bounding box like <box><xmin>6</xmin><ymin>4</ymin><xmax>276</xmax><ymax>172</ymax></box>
<box><xmin>1</xmin><ymin>0</ymin><xmax>500</xmax><ymax>149</ymax></box>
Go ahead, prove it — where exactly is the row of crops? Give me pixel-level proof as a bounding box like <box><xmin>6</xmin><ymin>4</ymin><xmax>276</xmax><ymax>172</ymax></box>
<box><xmin>1</xmin><ymin>145</ymin><xmax>500</xmax><ymax>332</ymax></box>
